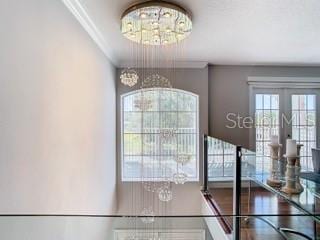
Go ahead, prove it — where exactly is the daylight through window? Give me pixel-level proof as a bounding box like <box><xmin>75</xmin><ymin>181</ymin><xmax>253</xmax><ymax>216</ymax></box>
<box><xmin>121</xmin><ymin>88</ymin><xmax>199</xmax><ymax>181</ymax></box>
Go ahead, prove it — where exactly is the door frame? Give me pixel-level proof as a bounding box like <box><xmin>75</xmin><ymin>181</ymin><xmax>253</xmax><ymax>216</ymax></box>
<box><xmin>249</xmin><ymin>80</ymin><xmax>320</xmax><ymax>153</ymax></box>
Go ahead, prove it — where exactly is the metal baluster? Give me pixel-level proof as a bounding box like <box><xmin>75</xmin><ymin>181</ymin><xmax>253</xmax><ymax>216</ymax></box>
<box><xmin>203</xmin><ymin>135</ymin><xmax>208</xmax><ymax>193</ymax></box>
<box><xmin>233</xmin><ymin>146</ymin><xmax>242</xmax><ymax>240</ymax></box>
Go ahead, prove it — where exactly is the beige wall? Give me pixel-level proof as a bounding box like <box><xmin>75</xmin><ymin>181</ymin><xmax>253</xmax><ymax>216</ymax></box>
<box><xmin>116</xmin><ymin>67</ymin><xmax>209</xmax><ymax>215</ymax></box>
<box><xmin>209</xmin><ymin>65</ymin><xmax>320</xmax><ymax>149</ymax></box>
<box><xmin>0</xmin><ymin>0</ymin><xmax>116</xmax><ymax>214</ymax></box>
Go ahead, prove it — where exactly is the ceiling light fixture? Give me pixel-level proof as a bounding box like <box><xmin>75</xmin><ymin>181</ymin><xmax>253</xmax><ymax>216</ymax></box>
<box><xmin>121</xmin><ymin>0</ymin><xmax>192</xmax><ymax>45</ymax></box>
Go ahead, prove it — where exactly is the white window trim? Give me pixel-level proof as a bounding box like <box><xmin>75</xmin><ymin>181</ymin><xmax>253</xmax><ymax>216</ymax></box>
<box><xmin>248</xmin><ymin>77</ymin><xmax>320</xmax><ymax>89</ymax></box>
<box><xmin>120</xmin><ymin>88</ymin><xmax>200</xmax><ymax>182</ymax></box>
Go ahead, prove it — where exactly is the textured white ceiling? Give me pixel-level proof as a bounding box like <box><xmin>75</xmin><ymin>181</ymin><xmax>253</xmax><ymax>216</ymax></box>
<box><xmin>76</xmin><ymin>0</ymin><xmax>320</xmax><ymax>66</ymax></box>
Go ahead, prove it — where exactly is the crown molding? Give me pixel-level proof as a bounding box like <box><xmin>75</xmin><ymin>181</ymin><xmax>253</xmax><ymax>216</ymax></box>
<box><xmin>62</xmin><ymin>0</ymin><xmax>208</xmax><ymax>69</ymax></box>
<box><xmin>61</xmin><ymin>0</ymin><xmax>119</xmax><ymax>65</ymax></box>
<box><xmin>118</xmin><ymin>60</ymin><xmax>209</xmax><ymax>69</ymax></box>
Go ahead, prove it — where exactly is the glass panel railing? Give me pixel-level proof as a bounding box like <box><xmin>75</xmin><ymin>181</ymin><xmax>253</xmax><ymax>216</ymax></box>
<box><xmin>205</xmin><ymin>136</ymin><xmax>255</xmax><ymax>183</ymax></box>
<box><xmin>207</xmin><ymin>136</ymin><xmax>237</xmax><ymax>180</ymax></box>
<box><xmin>0</xmin><ymin>215</ymin><xmax>314</xmax><ymax>240</ymax></box>
<box><xmin>238</xmin><ymin>215</ymin><xmax>318</xmax><ymax>240</ymax></box>
<box><xmin>204</xmin><ymin>135</ymin><xmax>236</xmax><ymax>234</ymax></box>
<box><xmin>1</xmin><ymin>137</ymin><xmax>318</xmax><ymax>240</ymax></box>
<box><xmin>242</xmin><ymin>151</ymin><xmax>320</xmax><ymax>220</ymax></box>
<box><xmin>0</xmin><ymin>216</ymin><xmax>214</xmax><ymax>240</ymax></box>
<box><xmin>240</xmin><ymin>146</ymin><xmax>320</xmax><ymax>240</ymax></box>
<box><xmin>203</xmin><ymin>135</ymin><xmax>320</xmax><ymax>239</ymax></box>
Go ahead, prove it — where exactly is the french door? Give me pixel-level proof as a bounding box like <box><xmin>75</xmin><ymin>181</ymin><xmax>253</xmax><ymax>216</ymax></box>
<box><xmin>286</xmin><ymin>89</ymin><xmax>320</xmax><ymax>171</ymax></box>
<box><xmin>252</xmin><ymin>88</ymin><xmax>320</xmax><ymax>171</ymax></box>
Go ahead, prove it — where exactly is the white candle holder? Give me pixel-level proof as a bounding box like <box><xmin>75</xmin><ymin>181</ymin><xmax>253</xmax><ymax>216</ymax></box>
<box><xmin>267</xmin><ymin>143</ymin><xmax>282</xmax><ymax>187</ymax></box>
<box><xmin>281</xmin><ymin>154</ymin><xmax>300</xmax><ymax>194</ymax></box>
<box><xmin>295</xmin><ymin>144</ymin><xmax>304</xmax><ymax>193</ymax></box>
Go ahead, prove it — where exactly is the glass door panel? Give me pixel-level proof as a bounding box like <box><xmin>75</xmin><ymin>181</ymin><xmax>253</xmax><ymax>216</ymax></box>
<box><xmin>255</xmin><ymin>93</ymin><xmax>280</xmax><ymax>173</ymax></box>
<box><xmin>252</xmin><ymin>88</ymin><xmax>320</xmax><ymax>174</ymax></box>
<box><xmin>291</xmin><ymin>94</ymin><xmax>317</xmax><ymax>171</ymax></box>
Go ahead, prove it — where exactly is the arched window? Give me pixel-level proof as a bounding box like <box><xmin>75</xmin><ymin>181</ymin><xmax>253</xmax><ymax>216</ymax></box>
<box><xmin>121</xmin><ymin>88</ymin><xmax>199</xmax><ymax>182</ymax></box>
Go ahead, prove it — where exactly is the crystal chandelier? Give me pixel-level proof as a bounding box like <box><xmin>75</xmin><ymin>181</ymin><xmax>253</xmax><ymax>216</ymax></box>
<box><xmin>143</xmin><ymin>181</ymin><xmax>158</xmax><ymax>192</ymax></box>
<box><xmin>120</xmin><ymin>68</ymin><xmax>139</xmax><ymax>87</ymax></box>
<box><xmin>141</xmin><ymin>74</ymin><xmax>172</xmax><ymax>89</ymax></box>
<box><xmin>176</xmin><ymin>154</ymin><xmax>192</xmax><ymax>164</ymax></box>
<box><xmin>160</xmin><ymin>128</ymin><xmax>177</xmax><ymax>143</ymax></box>
<box><xmin>121</xmin><ymin>1</ymin><xmax>193</xmax><ymax>225</ymax></box>
<box><xmin>158</xmin><ymin>186</ymin><xmax>173</xmax><ymax>202</ymax></box>
<box><xmin>173</xmin><ymin>172</ymin><xmax>188</xmax><ymax>185</ymax></box>
<box><xmin>121</xmin><ymin>0</ymin><xmax>192</xmax><ymax>45</ymax></box>
<box><xmin>140</xmin><ymin>207</ymin><xmax>155</xmax><ymax>224</ymax></box>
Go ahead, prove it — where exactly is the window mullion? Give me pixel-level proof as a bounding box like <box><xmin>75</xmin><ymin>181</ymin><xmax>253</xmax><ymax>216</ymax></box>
<box><xmin>122</xmin><ymin>89</ymin><xmax>199</xmax><ymax>181</ymax></box>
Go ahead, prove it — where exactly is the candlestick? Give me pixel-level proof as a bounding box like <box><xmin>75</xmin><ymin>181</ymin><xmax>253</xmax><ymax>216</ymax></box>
<box><xmin>286</xmin><ymin>139</ymin><xmax>297</xmax><ymax>157</ymax></box>
<box><xmin>281</xmin><ymin>155</ymin><xmax>300</xmax><ymax>194</ymax></box>
<box><xmin>295</xmin><ymin>144</ymin><xmax>304</xmax><ymax>193</ymax></box>
<box><xmin>271</xmin><ymin>135</ymin><xmax>279</xmax><ymax>145</ymax></box>
<box><xmin>267</xmin><ymin>143</ymin><xmax>282</xmax><ymax>187</ymax></box>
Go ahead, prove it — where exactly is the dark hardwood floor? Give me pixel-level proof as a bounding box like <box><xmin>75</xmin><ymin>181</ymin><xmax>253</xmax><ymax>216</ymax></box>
<box><xmin>208</xmin><ymin>186</ymin><xmax>319</xmax><ymax>239</ymax></box>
